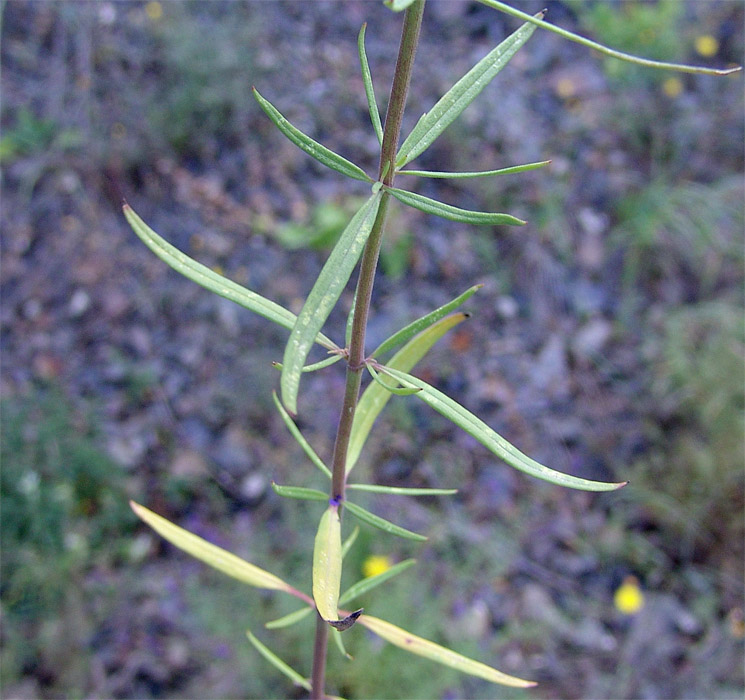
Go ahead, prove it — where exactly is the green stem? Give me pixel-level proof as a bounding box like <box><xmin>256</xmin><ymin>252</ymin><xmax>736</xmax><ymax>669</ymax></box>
<box><xmin>310</xmin><ymin>2</ymin><xmax>426</xmax><ymax>698</ymax></box>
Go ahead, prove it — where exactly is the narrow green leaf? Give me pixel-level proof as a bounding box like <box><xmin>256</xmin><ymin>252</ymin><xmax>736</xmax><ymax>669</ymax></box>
<box><xmin>252</xmin><ymin>88</ymin><xmax>372</xmax><ymax>183</ymax></box>
<box><xmin>272</xmin><ymin>392</ymin><xmax>332</xmax><ymax>479</ymax></box>
<box><xmin>338</xmin><ymin>559</ymin><xmax>416</xmax><ymax>607</ymax></box>
<box><xmin>272</xmin><ymin>483</ymin><xmax>328</xmax><ymax>502</ymax></box>
<box><xmin>387</xmin><ymin>187</ymin><xmax>525</xmax><ymax>226</ymax></box>
<box><xmin>281</xmin><ymin>192</ymin><xmax>382</xmax><ymax>414</ymax></box>
<box><xmin>381</xmin><ymin>367</ymin><xmax>628</xmax><ymax>492</ymax></box>
<box><xmin>341</xmin><ymin>526</ymin><xmax>360</xmax><ymax>559</ymax></box>
<box><xmin>367</xmin><ymin>363</ymin><xmax>422</xmax><ymax>395</ymax></box>
<box><xmin>347</xmin><ymin>484</ymin><xmax>457</xmax><ymax>496</ymax></box>
<box><xmin>347</xmin><ymin>313</ymin><xmax>468</xmax><ymax>474</ymax></box>
<box><xmin>343</xmin><ymin>501</ymin><xmax>427</xmax><ymax>542</ymax></box>
<box><xmin>345</xmin><ymin>287</ymin><xmax>358</xmax><ymax>348</ymax></box>
<box><xmin>396</xmin><ymin>14</ymin><xmax>542</xmax><ymax>167</ymax></box>
<box><xmin>331</xmin><ymin>627</ymin><xmax>352</xmax><ymax>658</ymax></box>
<box><xmin>358</xmin><ymin>24</ymin><xmax>383</xmax><ymax>145</ymax></box>
<box><xmin>397</xmin><ymin>160</ymin><xmax>551</xmax><ymax>179</ymax></box>
<box><xmin>478</xmin><ymin>0</ymin><xmax>742</xmax><ymax>76</ymax></box>
<box><xmin>358</xmin><ymin>615</ymin><xmax>536</xmax><ymax>688</ymax></box>
<box><xmin>246</xmin><ymin>630</ymin><xmax>312</xmax><ymax>692</ymax></box>
<box><xmin>273</xmin><ymin>354</ymin><xmax>344</xmax><ymax>374</ymax></box>
<box><xmin>130</xmin><ymin>501</ymin><xmax>293</xmax><ymax>592</ymax></box>
<box><xmin>265</xmin><ymin>606</ymin><xmax>314</xmax><ymax>630</ymax></box>
<box><xmin>313</xmin><ymin>505</ymin><xmax>343</xmax><ymax>622</ymax></box>
<box><xmin>372</xmin><ymin>284</ymin><xmax>482</xmax><ymax>358</ymax></box>
<box><xmin>384</xmin><ymin>0</ymin><xmax>418</xmax><ymax>11</ymax></box>
<box><xmin>123</xmin><ymin>204</ymin><xmax>337</xmax><ymax>351</ymax></box>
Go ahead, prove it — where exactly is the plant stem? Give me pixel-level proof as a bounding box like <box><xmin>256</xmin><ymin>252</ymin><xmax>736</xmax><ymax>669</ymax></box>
<box><xmin>310</xmin><ymin>3</ymin><xmax>426</xmax><ymax>698</ymax></box>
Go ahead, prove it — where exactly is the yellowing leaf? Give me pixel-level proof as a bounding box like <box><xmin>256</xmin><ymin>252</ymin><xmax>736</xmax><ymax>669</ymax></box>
<box><xmin>358</xmin><ymin>614</ymin><xmax>536</xmax><ymax>688</ymax></box>
<box><xmin>312</xmin><ymin>504</ymin><xmax>343</xmax><ymax>622</ymax></box>
<box><xmin>130</xmin><ymin>501</ymin><xmax>292</xmax><ymax>593</ymax></box>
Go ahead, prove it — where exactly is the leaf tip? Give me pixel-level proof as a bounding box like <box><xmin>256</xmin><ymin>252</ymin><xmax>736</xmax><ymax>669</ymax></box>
<box><xmin>329</xmin><ymin>608</ymin><xmax>364</xmax><ymax>631</ymax></box>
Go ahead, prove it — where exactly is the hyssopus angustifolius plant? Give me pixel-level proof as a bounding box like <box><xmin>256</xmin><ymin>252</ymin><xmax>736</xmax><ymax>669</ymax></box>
<box><xmin>123</xmin><ymin>1</ymin><xmax>740</xmax><ymax>697</ymax></box>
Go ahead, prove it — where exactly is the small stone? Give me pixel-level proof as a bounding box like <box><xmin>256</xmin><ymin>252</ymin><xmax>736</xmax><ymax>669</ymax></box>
<box><xmin>68</xmin><ymin>289</ymin><xmax>91</xmax><ymax>317</ymax></box>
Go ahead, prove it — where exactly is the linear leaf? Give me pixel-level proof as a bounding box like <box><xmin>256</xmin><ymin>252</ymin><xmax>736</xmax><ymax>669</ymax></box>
<box><xmin>123</xmin><ymin>204</ymin><xmax>337</xmax><ymax>351</ymax></box>
<box><xmin>396</xmin><ymin>14</ymin><xmax>542</xmax><ymax>167</ymax></box>
<box><xmin>345</xmin><ymin>287</ymin><xmax>358</xmax><ymax>348</ymax></box>
<box><xmin>246</xmin><ymin>630</ymin><xmax>311</xmax><ymax>692</ymax></box>
<box><xmin>341</xmin><ymin>526</ymin><xmax>360</xmax><ymax>559</ymax></box>
<box><xmin>313</xmin><ymin>505</ymin><xmax>343</xmax><ymax>622</ymax></box>
<box><xmin>253</xmin><ymin>88</ymin><xmax>372</xmax><ymax>183</ymax></box>
<box><xmin>387</xmin><ymin>187</ymin><xmax>525</xmax><ymax>226</ymax></box>
<box><xmin>381</xmin><ymin>367</ymin><xmax>627</xmax><ymax>492</ymax></box>
<box><xmin>367</xmin><ymin>364</ymin><xmax>422</xmax><ymax>395</ymax></box>
<box><xmin>343</xmin><ymin>501</ymin><xmax>427</xmax><ymax>542</ymax></box>
<box><xmin>272</xmin><ymin>354</ymin><xmax>344</xmax><ymax>374</ymax></box>
<box><xmin>371</xmin><ymin>284</ymin><xmax>482</xmax><ymax>358</ymax></box>
<box><xmin>478</xmin><ymin>0</ymin><xmax>742</xmax><ymax>76</ymax></box>
<box><xmin>272</xmin><ymin>483</ymin><xmax>328</xmax><ymax>502</ymax></box>
<box><xmin>397</xmin><ymin>160</ymin><xmax>551</xmax><ymax>179</ymax></box>
<box><xmin>282</xmin><ymin>192</ymin><xmax>382</xmax><ymax>414</ymax></box>
<box><xmin>358</xmin><ymin>615</ymin><xmax>536</xmax><ymax>688</ymax></box>
<box><xmin>338</xmin><ymin>559</ymin><xmax>416</xmax><ymax>607</ymax></box>
<box><xmin>358</xmin><ymin>24</ymin><xmax>383</xmax><ymax>145</ymax></box>
<box><xmin>347</xmin><ymin>313</ymin><xmax>467</xmax><ymax>474</ymax></box>
<box><xmin>347</xmin><ymin>484</ymin><xmax>457</xmax><ymax>496</ymax></box>
<box><xmin>331</xmin><ymin>627</ymin><xmax>352</xmax><ymax>658</ymax></box>
<box><xmin>265</xmin><ymin>606</ymin><xmax>314</xmax><ymax>630</ymax></box>
<box><xmin>130</xmin><ymin>501</ymin><xmax>293</xmax><ymax>592</ymax></box>
<box><xmin>272</xmin><ymin>392</ymin><xmax>332</xmax><ymax>479</ymax></box>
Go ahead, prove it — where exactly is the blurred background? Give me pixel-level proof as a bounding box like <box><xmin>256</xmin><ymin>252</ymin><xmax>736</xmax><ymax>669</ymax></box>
<box><xmin>1</xmin><ymin>1</ymin><xmax>743</xmax><ymax>698</ymax></box>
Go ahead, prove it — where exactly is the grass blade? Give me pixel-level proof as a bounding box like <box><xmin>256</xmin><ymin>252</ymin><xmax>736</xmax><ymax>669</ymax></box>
<box><xmin>371</xmin><ymin>284</ymin><xmax>482</xmax><ymax>358</ymax></box>
<box><xmin>272</xmin><ymin>392</ymin><xmax>332</xmax><ymax>479</ymax></box>
<box><xmin>281</xmin><ymin>192</ymin><xmax>382</xmax><ymax>414</ymax></box>
<box><xmin>123</xmin><ymin>204</ymin><xmax>338</xmax><ymax>351</ymax></box>
<box><xmin>265</xmin><ymin>606</ymin><xmax>314</xmax><ymax>630</ymax></box>
<box><xmin>347</xmin><ymin>484</ymin><xmax>457</xmax><ymax>496</ymax></box>
<box><xmin>387</xmin><ymin>187</ymin><xmax>525</xmax><ymax>226</ymax></box>
<box><xmin>271</xmin><ymin>483</ymin><xmax>328</xmax><ymax>502</ymax></box>
<box><xmin>381</xmin><ymin>367</ymin><xmax>628</xmax><ymax>492</ymax></box>
<box><xmin>397</xmin><ymin>160</ymin><xmax>551</xmax><ymax>179</ymax></box>
<box><xmin>396</xmin><ymin>14</ymin><xmax>542</xmax><ymax>167</ymax></box>
<box><xmin>347</xmin><ymin>313</ymin><xmax>468</xmax><ymax>474</ymax></box>
<box><xmin>358</xmin><ymin>615</ymin><xmax>536</xmax><ymax>688</ymax></box>
<box><xmin>338</xmin><ymin>559</ymin><xmax>416</xmax><ymax>606</ymax></box>
<box><xmin>253</xmin><ymin>88</ymin><xmax>372</xmax><ymax>183</ymax></box>
<box><xmin>478</xmin><ymin>0</ymin><xmax>742</xmax><ymax>76</ymax></box>
<box><xmin>343</xmin><ymin>501</ymin><xmax>427</xmax><ymax>542</ymax></box>
<box><xmin>358</xmin><ymin>24</ymin><xmax>383</xmax><ymax>145</ymax></box>
<box><xmin>246</xmin><ymin>630</ymin><xmax>312</xmax><ymax>692</ymax></box>
<box><xmin>130</xmin><ymin>501</ymin><xmax>294</xmax><ymax>592</ymax></box>
<box><xmin>313</xmin><ymin>505</ymin><xmax>343</xmax><ymax>622</ymax></box>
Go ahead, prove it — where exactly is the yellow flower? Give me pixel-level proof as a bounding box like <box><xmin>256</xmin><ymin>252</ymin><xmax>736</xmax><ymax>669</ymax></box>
<box><xmin>145</xmin><ymin>1</ymin><xmax>163</xmax><ymax>22</ymax></box>
<box><xmin>694</xmin><ymin>35</ymin><xmax>719</xmax><ymax>58</ymax></box>
<box><xmin>362</xmin><ymin>554</ymin><xmax>392</xmax><ymax>579</ymax></box>
<box><xmin>662</xmin><ymin>77</ymin><xmax>683</xmax><ymax>98</ymax></box>
<box><xmin>614</xmin><ymin>575</ymin><xmax>645</xmax><ymax>615</ymax></box>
